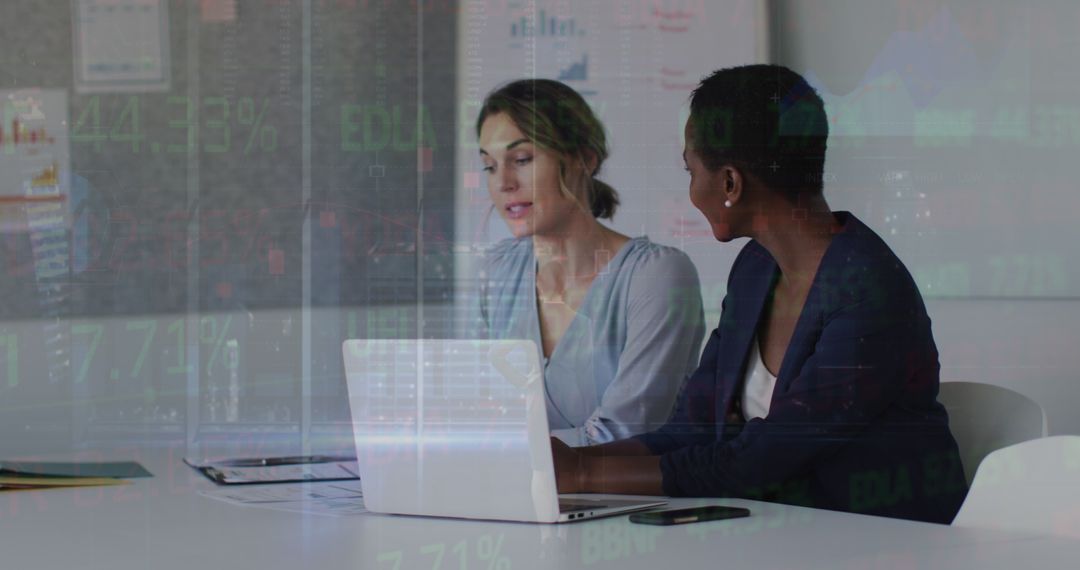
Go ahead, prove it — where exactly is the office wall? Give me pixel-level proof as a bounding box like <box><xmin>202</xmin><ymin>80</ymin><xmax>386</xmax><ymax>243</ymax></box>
<box><xmin>926</xmin><ymin>299</ymin><xmax>1080</xmax><ymax>436</ymax></box>
<box><xmin>775</xmin><ymin>0</ymin><xmax>1080</xmax><ymax>299</ymax></box>
<box><xmin>0</xmin><ymin>0</ymin><xmax>458</xmax><ymax>456</ymax></box>
<box><xmin>774</xmin><ymin>0</ymin><xmax>1080</xmax><ymax>434</ymax></box>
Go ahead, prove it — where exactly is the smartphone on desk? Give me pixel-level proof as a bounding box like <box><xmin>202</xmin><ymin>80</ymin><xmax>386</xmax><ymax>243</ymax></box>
<box><xmin>629</xmin><ymin>505</ymin><xmax>750</xmax><ymax>525</ymax></box>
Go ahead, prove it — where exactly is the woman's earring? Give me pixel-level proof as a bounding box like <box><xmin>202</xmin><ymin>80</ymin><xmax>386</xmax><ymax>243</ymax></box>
<box><xmin>724</xmin><ymin>200</ymin><xmax>733</xmax><ymax>208</ymax></box>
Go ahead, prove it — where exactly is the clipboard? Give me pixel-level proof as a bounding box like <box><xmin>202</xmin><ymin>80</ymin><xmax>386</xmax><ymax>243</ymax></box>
<box><xmin>184</xmin><ymin>457</ymin><xmax>360</xmax><ymax>485</ymax></box>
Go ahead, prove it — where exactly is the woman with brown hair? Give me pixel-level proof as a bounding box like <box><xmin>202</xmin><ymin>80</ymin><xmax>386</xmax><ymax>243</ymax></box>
<box><xmin>471</xmin><ymin>79</ymin><xmax>705</xmax><ymax>446</ymax></box>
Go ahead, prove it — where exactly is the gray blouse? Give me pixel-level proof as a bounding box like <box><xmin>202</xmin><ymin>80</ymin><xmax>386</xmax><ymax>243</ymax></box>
<box><xmin>471</xmin><ymin>236</ymin><xmax>705</xmax><ymax>446</ymax></box>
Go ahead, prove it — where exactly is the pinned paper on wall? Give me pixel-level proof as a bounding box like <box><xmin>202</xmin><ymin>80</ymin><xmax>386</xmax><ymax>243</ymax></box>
<box><xmin>73</xmin><ymin>0</ymin><xmax>170</xmax><ymax>93</ymax></box>
<box><xmin>0</xmin><ymin>89</ymin><xmax>70</xmax><ymax>234</ymax></box>
<box><xmin>199</xmin><ymin>0</ymin><xmax>238</xmax><ymax>23</ymax></box>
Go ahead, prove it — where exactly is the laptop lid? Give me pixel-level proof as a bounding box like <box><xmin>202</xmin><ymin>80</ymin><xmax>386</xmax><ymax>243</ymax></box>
<box><xmin>343</xmin><ymin>339</ymin><xmax>562</xmax><ymax>523</ymax></box>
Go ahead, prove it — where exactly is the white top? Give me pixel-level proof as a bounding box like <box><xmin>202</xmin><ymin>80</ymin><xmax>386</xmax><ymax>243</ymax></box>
<box><xmin>742</xmin><ymin>336</ymin><xmax>778</xmax><ymax>421</ymax></box>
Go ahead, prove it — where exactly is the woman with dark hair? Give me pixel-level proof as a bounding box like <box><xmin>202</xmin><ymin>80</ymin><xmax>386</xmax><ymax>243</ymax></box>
<box><xmin>472</xmin><ymin>79</ymin><xmax>705</xmax><ymax>446</ymax></box>
<box><xmin>550</xmin><ymin>65</ymin><xmax>968</xmax><ymax>524</ymax></box>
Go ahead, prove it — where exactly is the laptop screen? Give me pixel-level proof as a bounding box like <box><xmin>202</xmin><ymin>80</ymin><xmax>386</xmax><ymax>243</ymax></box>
<box><xmin>343</xmin><ymin>339</ymin><xmax>561</xmax><ymax>522</ymax></box>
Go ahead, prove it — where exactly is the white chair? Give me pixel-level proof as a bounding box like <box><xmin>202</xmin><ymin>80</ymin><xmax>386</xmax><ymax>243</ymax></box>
<box><xmin>952</xmin><ymin>436</ymin><xmax>1080</xmax><ymax>539</ymax></box>
<box><xmin>937</xmin><ymin>381</ymin><xmax>1048</xmax><ymax>486</ymax></box>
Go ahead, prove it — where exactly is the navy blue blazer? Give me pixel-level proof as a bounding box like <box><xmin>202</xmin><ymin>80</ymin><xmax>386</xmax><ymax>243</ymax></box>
<box><xmin>635</xmin><ymin>212</ymin><xmax>968</xmax><ymax>524</ymax></box>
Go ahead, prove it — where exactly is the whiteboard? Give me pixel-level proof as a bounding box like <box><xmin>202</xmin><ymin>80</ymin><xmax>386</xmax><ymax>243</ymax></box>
<box><xmin>454</xmin><ymin>0</ymin><xmax>767</xmax><ymax>315</ymax></box>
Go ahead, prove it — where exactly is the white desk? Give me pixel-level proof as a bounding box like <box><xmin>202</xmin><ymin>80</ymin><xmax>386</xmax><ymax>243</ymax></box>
<box><xmin>1</xmin><ymin>446</ymin><xmax>1076</xmax><ymax>569</ymax></box>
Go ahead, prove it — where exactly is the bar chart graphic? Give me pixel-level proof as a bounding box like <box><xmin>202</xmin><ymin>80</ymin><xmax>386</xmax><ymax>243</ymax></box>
<box><xmin>556</xmin><ymin>55</ymin><xmax>588</xmax><ymax>82</ymax></box>
<box><xmin>510</xmin><ymin>10</ymin><xmax>585</xmax><ymax>38</ymax></box>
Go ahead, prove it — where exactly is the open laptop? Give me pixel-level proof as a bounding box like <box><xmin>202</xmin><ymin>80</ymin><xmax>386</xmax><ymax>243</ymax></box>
<box><xmin>342</xmin><ymin>339</ymin><xmax>666</xmax><ymax>523</ymax></box>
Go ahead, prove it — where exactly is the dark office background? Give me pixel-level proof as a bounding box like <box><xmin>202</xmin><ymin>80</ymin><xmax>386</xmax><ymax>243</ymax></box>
<box><xmin>0</xmin><ymin>0</ymin><xmax>457</xmax><ymax>452</ymax></box>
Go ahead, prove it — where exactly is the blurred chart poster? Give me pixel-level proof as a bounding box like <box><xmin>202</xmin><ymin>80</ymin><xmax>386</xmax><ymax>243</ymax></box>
<box><xmin>455</xmin><ymin>0</ymin><xmax>764</xmax><ymax>313</ymax></box>
<box><xmin>0</xmin><ymin>89</ymin><xmax>70</xmax><ymax>234</ymax></box>
<box><xmin>73</xmin><ymin>0</ymin><xmax>170</xmax><ymax>93</ymax></box>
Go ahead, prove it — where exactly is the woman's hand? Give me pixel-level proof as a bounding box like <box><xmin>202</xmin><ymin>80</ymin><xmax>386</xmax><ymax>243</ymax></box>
<box><xmin>551</xmin><ymin>437</ymin><xmax>666</xmax><ymax>496</ymax></box>
<box><xmin>551</xmin><ymin>437</ymin><xmax>588</xmax><ymax>494</ymax></box>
